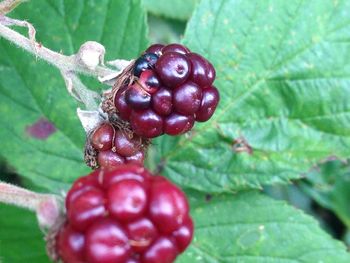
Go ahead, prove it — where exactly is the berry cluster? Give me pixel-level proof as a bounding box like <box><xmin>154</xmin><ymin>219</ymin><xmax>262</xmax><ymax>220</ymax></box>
<box><xmin>113</xmin><ymin>43</ymin><xmax>220</xmax><ymax>138</ymax></box>
<box><xmin>56</xmin><ymin>166</ymin><xmax>193</xmax><ymax>263</ymax></box>
<box><xmin>87</xmin><ymin>123</ymin><xmax>146</xmax><ymax>169</ymax></box>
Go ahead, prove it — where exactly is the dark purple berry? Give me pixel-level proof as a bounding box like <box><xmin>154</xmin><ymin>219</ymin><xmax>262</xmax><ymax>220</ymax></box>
<box><xmin>195</xmin><ymin>86</ymin><xmax>220</xmax><ymax>122</ymax></box>
<box><xmin>130</xmin><ymin>110</ymin><xmax>164</xmax><ymax>138</ymax></box>
<box><xmin>173</xmin><ymin>81</ymin><xmax>202</xmax><ymax>115</ymax></box>
<box><xmin>142</xmin><ymin>53</ymin><xmax>159</xmax><ymax>68</ymax></box>
<box><xmin>155</xmin><ymin>52</ymin><xmax>191</xmax><ymax>88</ymax></box>
<box><xmin>134</xmin><ymin>57</ymin><xmax>150</xmax><ymax>77</ymax></box>
<box><xmin>125</xmin><ymin>84</ymin><xmax>151</xmax><ymax>110</ymax></box>
<box><xmin>145</xmin><ymin>44</ymin><xmax>164</xmax><ymax>56</ymax></box>
<box><xmin>187</xmin><ymin>52</ymin><xmax>216</xmax><ymax>86</ymax></box>
<box><xmin>151</xmin><ymin>88</ymin><xmax>173</xmax><ymax>116</ymax></box>
<box><xmin>164</xmin><ymin>114</ymin><xmax>194</xmax><ymax>136</ymax></box>
<box><xmin>162</xmin><ymin>44</ymin><xmax>190</xmax><ymax>54</ymax></box>
<box><xmin>114</xmin><ymin>86</ymin><xmax>132</xmax><ymax>121</ymax></box>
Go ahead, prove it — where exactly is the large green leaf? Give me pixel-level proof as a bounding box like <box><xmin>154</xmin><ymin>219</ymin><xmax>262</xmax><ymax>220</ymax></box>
<box><xmin>301</xmin><ymin>160</ymin><xmax>350</xmax><ymax>228</ymax></box>
<box><xmin>0</xmin><ymin>0</ymin><xmax>148</xmax><ymax>193</ymax></box>
<box><xmin>143</xmin><ymin>0</ymin><xmax>198</xmax><ymax>21</ymax></box>
<box><xmin>154</xmin><ymin>0</ymin><xmax>350</xmax><ymax>193</ymax></box>
<box><xmin>0</xmin><ymin>204</ymin><xmax>49</xmax><ymax>263</ymax></box>
<box><xmin>178</xmin><ymin>191</ymin><xmax>350</xmax><ymax>262</ymax></box>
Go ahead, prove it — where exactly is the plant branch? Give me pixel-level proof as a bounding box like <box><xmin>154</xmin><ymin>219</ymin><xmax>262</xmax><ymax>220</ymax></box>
<box><xmin>0</xmin><ymin>22</ymin><xmax>115</xmax><ymax>77</ymax></box>
<box><xmin>0</xmin><ymin>182</ymin><xmax>62</xmax><ymax>228</ymax></box>
<box><xmin>0</xmin><ymin>0</ymin><xmax>27</xmax><ymax>15</ymax></box>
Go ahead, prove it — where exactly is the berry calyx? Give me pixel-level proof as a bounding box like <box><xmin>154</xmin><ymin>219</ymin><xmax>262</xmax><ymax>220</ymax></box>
<box><xmin>55</xmin><ymin>165</ymin><xmax>193</xmax><ymax>263</ymax></box>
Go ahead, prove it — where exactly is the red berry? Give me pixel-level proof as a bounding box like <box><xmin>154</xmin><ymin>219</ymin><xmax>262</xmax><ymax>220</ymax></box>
<box><xmin>114</xmin><ymin>130</ymin><xmax>141</xmax><ymax>157</ymax></box>
<box><xmin>67</xmin><ymin>188</ymin><xmax>106</xmax><ymax>232</ymax></box>
<box><xmin>57</xmin><ymin>166</ymin><xmax>193</xmax><ymax>263</ymax></box>
<box><xmin>138</xmin><ymin>70</ymin><xmax>160</xmax><ymax>94</ymax></box>
<box><xmin>195</xmin><ymin>86</ymin><xmax>220</xmax><ymax>122</ymax></box>
<box><xmin>125</xmin><ymin>84</ymin><xmax>151</xmax><ymax>110</ymax></box>
<box><xmin>173</xmin><ymin>81</ymin><xmax>202</xmax><ymax>115</ymax></box>
<box><xmin>56</xmin><ymin>224</ymin><xmax>85</xmax><ymax>263</ymax></box>
<box><xmin>172</xmin><ymin>217</ymin><xmax>194</xmax><ymax>252</ymax></box>
<box><xmin>114</xmin><ymin>86</ymin><xmax>132</xmax><ymax>121</ymax></box>
<box><xmin>66</xmin><ymin>172</ymin><xmax>100</xmax><ymax>210</ymax></box>
<box><xmin>164</xmin><ymin>113</ymin><xmax>194</xmax><ymax>135</ymax></box>
<box><xmin>130</xmin><ymin>109</ymin><xmax>163</xmax><ymax>138</ymax></box>
<box><xmin>126</xmin><ymin>151</ymin><xmax>145</xmax><ymax>165</ymax></box>
<box><xmin>151</xmin><ymin>88</ymin><xmax>172</xmax><ymax>116</ymax></box>
<box><xmin>162</xmin><ymin>43</ymin><xmax>190</xmax><ymax>54</ymax></box>
<box><xmin>149</xmin><ymin>179</ymin><xmax>189</xmax><ymax>234</ymax></box>
<box><xmin>141</xmin><ymin>237</ymin><xmax>178</xmax><ymax>263</ymax></box>
<box><xmin>107</xmin><ymin>179</ymin><xmax>147</xmax><ymax>222</ymax></box>
<box><xmin>86</xmin><ymin>218</ymin><xmax>130</xmax><ymax>263</ymax></box>
<box><xmin>145</xmin><ymin>44</ymin><xmax>164</xmax><ymax>55</ymax></box>
<box><xmin>155</xmin><ymin>52</ymin><xmax>191</xmax><ymax>88</ymax></box>
<box><xmin>97</xmin><ymin>151</ymin><xmax>125</xmax><ymax>169</ymax></box>
<box><xmin>126</xmin><ymin>218</ymin><xmax>158</xmax><ymax>253</ymax></box>
<box><xmin>102</xmin><ymin>165</ymin><xmax>150</xmax><ymax>188</ymax></box>
<box><xmin>91</xmin><ymin>123</ymin><xmax>114</xmax><ymax>151</ymax></box>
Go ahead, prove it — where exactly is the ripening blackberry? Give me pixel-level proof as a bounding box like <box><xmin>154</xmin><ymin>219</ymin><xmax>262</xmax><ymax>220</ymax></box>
<box><xmin>110</xmin><ymin>43</ymin><xmax>220</xmax><ymax>138</ymax></box>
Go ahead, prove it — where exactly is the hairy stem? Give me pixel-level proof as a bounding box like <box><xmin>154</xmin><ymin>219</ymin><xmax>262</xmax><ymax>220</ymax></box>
<box><xmin>0</xmin><ymin>182</ymin><xmax>62</xmax><ymax>228</ymax></box>
<box><xmin>0</xmin><ymin>23</ymin><xmax>115</xmax><ymax>77</ymax></box>
<box><xmin>0</xmin><ymin>182</ymin><xmax>55</xmax><ymax>211</ymax></box>
<box><xmin>0</xmin><ymin>0</ymin><xmax>27</xmax><ymax>15</ymax></box>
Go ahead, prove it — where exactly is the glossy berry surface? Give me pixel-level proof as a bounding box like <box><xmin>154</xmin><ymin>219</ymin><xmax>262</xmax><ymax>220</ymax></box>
<box><xmin>114</xmin><ymin>43</ymin><xmax>219</xmax><ymax>138</ymax></box>
<box><xmin>155</xmin><ymin>52</ymin><xmax>191</xmax><ymax>88</ymax></box>
<box><xmin>125</xmin><ymin>84</ymin><xmax>151</xmax><ymax>110</ymax></box>
<box><xmin>91</xmin><ymin>123</ymin><xmax>114</xmax><ymax>151</ymax></box>
<box><xmin>56</xmin><ymin>165</ymin><xmax>193</xmax><ymax>263</ymax></box>
<box><xmin>130</xmin><ymin>109</ymin><xmax>164</xmax><ymax>138</ymax></box>
<box><xmin>88</xmin><ymin>123</ymin><xmax>145</xmax><ymax>169</ymax></box>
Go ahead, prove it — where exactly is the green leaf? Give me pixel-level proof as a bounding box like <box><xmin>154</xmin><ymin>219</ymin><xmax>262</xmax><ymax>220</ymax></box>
<box><xmin>179</xmin><ymin>191</ymin><xmax>350</xmax><ymax>263</ymax></box>
<box><xmin>0</xmin><ymin>0</ymin><xmax>148</xmax><ymax>193</ymax></box>
<box><xmin>0</xmin><ymin>204</ymin><xmax>49</xmax><ymax>263</ymax></box>
<box><xmin>301</xmin><ymin>160</ymin><xmax>350</xmax><ymax>228</ymax></box>
<box><xmin>142</xmin><ymin>0</ymin><xmax>198</xmax><ymax>21</ymax></box>
<box><xmin>154</xmin><ymin>0</ymin><xmax>350</xmax><ymax>193</ymax></box>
